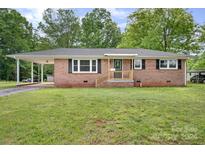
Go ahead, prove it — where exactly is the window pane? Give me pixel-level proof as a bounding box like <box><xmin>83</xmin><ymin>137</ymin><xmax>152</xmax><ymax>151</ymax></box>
<box><xmin>92</xmin><ymin>60</ymin><xmax>96</xmax><ymax>66</ymax></box>
<box><xmin>160</xmin><ymin>60</ymin><xmax>167</xmax><ymax>68</ymax></box>
<box><xmin>92</xmin><ymin>60</ymin><xmax>96</xmax><ymax>72</ymax></box>
<box><xmin>74</xmin><ymin>60</ymin><xmax>78</xmax><ymax>65</ymax></box>
<box><xmin>169</xmin><ymin>60</ymin><xmax>177</xmax><ymax>68</ymax></box>
<box><xmin>80</xmin><ymin>66</ymin><xmax>90</xmax><ymax>71</ymax></box>
<box><xmin>80</xmin><ymin>60</ymin><xmax>90</xmax><ymax>65</ymax></box>
<box><xmin>74</xmin><ymin>66</ymin><xmax>78</xmax><ymax>71</ymax></box>
<box><xmin>92</xmin><ymin>66</ymin><xmax>96</xmax><ymax>72</ymax></box>
<box><xmin>134</xmin><ymin>60</ymin><xmax>141</xmax><ymax>68</ymax></box>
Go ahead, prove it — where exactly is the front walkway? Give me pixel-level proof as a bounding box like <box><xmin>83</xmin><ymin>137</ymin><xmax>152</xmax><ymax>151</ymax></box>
<box><xmin>0</xmin><ymin>86</ymin><xmax>40</xmax><ymax>97</ymax></box>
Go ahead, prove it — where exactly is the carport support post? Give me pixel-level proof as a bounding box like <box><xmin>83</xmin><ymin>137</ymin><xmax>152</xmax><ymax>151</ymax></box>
<box><xmin>31</xmin><ymin>62</ymin><xmax>33</xmax><ymax>83</ymax></box>
<box><xmin>16</xmin><ymin>59</ymin><xmax>20</xmax><ymax>85</ymax></box>
<box><xmin>41</xmin><ymin>64</ymin><xmax>44</xmax><ymax>83</ymax></box>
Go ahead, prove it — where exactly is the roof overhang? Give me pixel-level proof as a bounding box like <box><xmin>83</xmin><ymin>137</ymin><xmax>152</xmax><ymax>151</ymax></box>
<box><xmin>6</xmin><ymin>55</ymin><xmax>55</xmax><ymax>64</ymax></box>
<box><xmin>104</xmin><ymin>53</ymin><xmax>138</xmax><ymax>57</ymax></box>
<box><xmin>6</xmin><ymin>53</ymin><xmax>189</xmax><ymax>64</ymax></box>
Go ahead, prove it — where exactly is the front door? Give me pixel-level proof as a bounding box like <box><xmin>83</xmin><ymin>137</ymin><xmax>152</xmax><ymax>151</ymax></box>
<box><xmin>114</xmin><ymin>59</ymin><xmax>122</xmax><ymax>78</ymax></box>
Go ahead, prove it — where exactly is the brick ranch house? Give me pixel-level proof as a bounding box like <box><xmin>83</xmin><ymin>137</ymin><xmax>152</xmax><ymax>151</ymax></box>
<box><xmin>7</xmin><ymin>48</ymin><xmax>188</xmax><ymax>87</ymax></box>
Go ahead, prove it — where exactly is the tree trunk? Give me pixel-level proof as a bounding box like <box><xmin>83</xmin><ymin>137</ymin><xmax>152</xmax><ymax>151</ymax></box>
<box><xmin>163</xmin><ymin>28</ymin><xmax>167</xmax><ymax>52</ymax></box>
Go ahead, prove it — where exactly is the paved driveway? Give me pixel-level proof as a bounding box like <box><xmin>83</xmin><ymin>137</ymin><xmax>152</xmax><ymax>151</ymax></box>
<box><xmin>0</xmin><ymin>87</ymin><xmax>40</xmax><ymax>97</ymax></box>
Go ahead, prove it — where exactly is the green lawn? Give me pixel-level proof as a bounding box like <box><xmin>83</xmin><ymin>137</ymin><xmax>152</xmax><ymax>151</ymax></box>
<box><xmin>0</xmin><ymin>81</ymin><xmax>17</xmax><ymax>89</ymax></box>
<box><xmin>0</xmin><ymin>84</ymin><xmax>205</xmax><ymax>144</ymax></box>
<box><xmin>0</xmin><ymin>81</ymin><xmax>32</xmax><ymax>89</ymax></box>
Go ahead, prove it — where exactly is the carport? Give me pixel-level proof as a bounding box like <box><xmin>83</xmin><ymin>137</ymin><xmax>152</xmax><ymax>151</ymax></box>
<box><xmin>7</xmin><ymin>54</ymin><xmax>54</xmax><ymax>85</ymax></box>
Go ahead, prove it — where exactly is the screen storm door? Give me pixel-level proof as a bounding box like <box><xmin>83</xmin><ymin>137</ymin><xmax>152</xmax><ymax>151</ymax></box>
<box><xmin>114</xmin><ymin>59</ymin><xmax>122</xmax><ymax>78</ymax></box>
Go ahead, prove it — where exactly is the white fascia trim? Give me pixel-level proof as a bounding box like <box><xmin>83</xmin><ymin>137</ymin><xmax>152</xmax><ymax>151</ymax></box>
<box><xmin>104</xmin><ymin>53</ymin><xmax>138</xmax><ymax>56</ymax></box>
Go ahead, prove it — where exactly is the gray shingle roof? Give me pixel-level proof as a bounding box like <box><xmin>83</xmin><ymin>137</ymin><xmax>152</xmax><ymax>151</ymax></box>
<box><xmin>7</xmin><ymin>48</ymin><xmax>188</xmax><ymax>59</ymax></box>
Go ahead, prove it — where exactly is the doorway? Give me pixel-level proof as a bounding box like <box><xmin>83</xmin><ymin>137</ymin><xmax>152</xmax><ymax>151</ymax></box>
<box><xmin>114</xmin><ymin>59</ymin><xmax>122</xmax><ymax>79</ymax></box>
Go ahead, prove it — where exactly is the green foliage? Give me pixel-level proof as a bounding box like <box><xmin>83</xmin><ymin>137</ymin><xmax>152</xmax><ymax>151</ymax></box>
<box><xmin>0</xmin><ymin>9</ymin><xmax>34</xmax><ymax>80</ymax></box>
<box><xmin>0</xmin><ymin>81</ymin><xmax>16</xmax><ymax>89</ymax></box>
<box><xmin>38</xmin><ymin>9</ymin><xmax>81</xmax><ymax>48</ymax></box>
<box><xmin>199</xmin><ymin>25</ymin><xmax>205</xmax><ymax>42</ymax></box>
<box><xmin>188</xmin><ymin>52</ymin><xmax>205</xmax><ymax>70</ymax></box>
<box><xmin>118</xmin><ymin>9</ymin><xmax>199</xmax><ymax>53</ymax></box>
<box><xmin>81</xmin><ymin>8</ymin><xmax>121</xmax><ymax>48</ymax></box>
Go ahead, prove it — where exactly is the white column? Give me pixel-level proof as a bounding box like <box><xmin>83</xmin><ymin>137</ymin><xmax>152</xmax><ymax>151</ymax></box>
<box><xmin>184</xmin><ymin>60</ymin><xmax>187</xmax><ymax>86</ymax></box>
<box><xmin>41</xmin><ymin>64</ymin><xmax>44</xmax><ymax>83</ymax></box>
<box><xmin>132</xmin><ymin>58</ymin><xmax>134</xmax><ymax>80</ymax></box>
<box><xmin>16</xmin><ymin>59</ymin><xmax>20</xmax><ymax>85</ymax></box>
<box><xmin>31</xmin><ymin>62</ymin><xmax>33</xmax><ymax>83</ymax></box>
<box><xmin>122</xmin><ymin>59</ymin><xmax>124</xmax><ymax>79</ymax></box>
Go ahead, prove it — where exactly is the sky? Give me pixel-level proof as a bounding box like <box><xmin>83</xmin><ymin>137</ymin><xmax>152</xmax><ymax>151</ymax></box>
<box><xmin>16</xmin><ymin>8</ymin><xmax>205</xmax><ymax>32</ymax></box>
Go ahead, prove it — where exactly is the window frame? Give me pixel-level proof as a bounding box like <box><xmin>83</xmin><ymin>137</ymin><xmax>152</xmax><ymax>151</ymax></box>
<box><xmin>159</xmin><ymin>59</ymin><xmax>178</xmax><ymax>70</ymax></box>
<box><xmin>72</xmin><ymin>59</ymin><xmax>98</xmax><ymax>73</ymax></box>
<box><xmin>134</xmin><ymin>59</ymin><xmax>142</xmax><ymax>69</ymax></box>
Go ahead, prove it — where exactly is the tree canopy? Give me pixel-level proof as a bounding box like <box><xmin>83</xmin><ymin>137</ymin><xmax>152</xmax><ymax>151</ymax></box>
<box><xmin>81</xmin><ymin>8</ymin><xmax>121</xmax><ymax>48</ymax></box>
<box><xmin>0</xmin><ymin>9</ymin><xmax>34</xmax><ymax>80</ymax></box>
<box><xmin>0</xmin><ymin>8</ymin><xmax>205</xmax><ymax>81</ymax></box>
<box><xmin>118</xmin><ymin>9</ymin><xmax>199</xmax><ymax>53</ymax></box>
<box><xmin>39</xmin><ymin>9</ymin><xmax>81</xmax><ymax>48</ymax></box>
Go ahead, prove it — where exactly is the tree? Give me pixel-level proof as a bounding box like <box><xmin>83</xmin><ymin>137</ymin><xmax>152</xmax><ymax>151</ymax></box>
<box><xmin>187</xmin><ymin>24</ymin><xmax>205</xmax><ymax>70</ymax></box>
<box><xmin>38</xmin><ymin>9</ymin><xmax>81</xmax><ymax>48</ymax></box>
<box><xmin>0</xmin><ymin>9</ymin><xmax>34</xmax><ymax>80</ymax></box>
<box><xmin>199</xmin><ymin>25</ymin><xmax>205</xmax><ymax>42</ymax></box>
<box><xmin>118</xmin><ymin>9</ymin><xmax>199</xmax><ymax>53</ymax></box>
<box><xmin>188</xmin><ymin>53</ymin><xmax>205</xmax><ymax>70</ymax></box>
<box><xmin>81</xmin><ymin>8</ymin><xmax>121</xmax><ymax>48</ymax></box>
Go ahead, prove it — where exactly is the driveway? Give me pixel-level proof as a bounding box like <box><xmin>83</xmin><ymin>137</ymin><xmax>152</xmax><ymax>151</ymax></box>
<box><xmin>0</xmin><ymin>87</ymin><xmax>40</xmax><ymax>97</ymax></box>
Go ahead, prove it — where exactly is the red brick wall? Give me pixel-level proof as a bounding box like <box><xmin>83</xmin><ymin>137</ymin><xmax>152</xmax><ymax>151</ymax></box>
<box><xmin>54</xmin><ymin>59</ymin><xmax>186</xmax><ymax>87</ymax></box>
<box><xmin>99</xmin><ymin>81</ymin><xmax>134</xmax><ymax>88</ymax></box>
<box><xmin>133</xmin><ymin>59</ymin><xmax>186</xmax><ymax>86</ymax></box>
<box><xmin>54</xmin><ymin>59</ymin><xmax>108</xmax><ymax>87</ymax></box>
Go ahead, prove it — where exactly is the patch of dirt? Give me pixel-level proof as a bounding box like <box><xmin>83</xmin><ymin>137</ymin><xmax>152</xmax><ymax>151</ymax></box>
<box><xmin>95</xmin><ymin>119</ymin><xmax>107</xmax><ymax>127</ymax></box>
<box><xmin>94</xmin><ymin>119</ymin><xmax>117</xmax><ymax>127</ymax></box>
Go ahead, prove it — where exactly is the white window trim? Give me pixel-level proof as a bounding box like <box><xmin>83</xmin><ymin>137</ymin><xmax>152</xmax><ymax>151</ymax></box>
<box><xmin>159</xmin><ymin>59</ymin><xmax>178</xmax><ymax>70</ymax></box>
<box><xmin>134</xmin><ymin>59</ymin><xmax>142</xmax><ymax>69</ymax></box>
<box><xmin>72</xmin><ymin>59</ymin><xmax>98</xmax><ymax>73</ymax></box>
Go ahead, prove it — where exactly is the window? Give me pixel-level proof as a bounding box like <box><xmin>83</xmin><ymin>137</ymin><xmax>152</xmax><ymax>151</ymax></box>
<box><xmin>92</xmin><ymin>60</ymin><xmax>96</xmax><ymax>72</ymax></box>
<box><xmin>73</xmin><ymin>60</ymin><xmax>78</xmax><ymax>72</ymax></box>
<box><xmin>134</xmin><ymin>59</ymin><xmax>142</xmax><ymax>69</ymax></box>
<box><xmin>72</xmin><ymin>59</ymin><xmax>97</xmax><ymax>73</ymax></box>
<box><xmin>160</xmin><ymin>60</ymin><xmax>168</xmax><ymax>68</ymax></box>
<box><xmin>159</xmin><ymin>59</ymin><xmax>177</xmax><ymax>69</ymax></box>
<box><xmin>80</xmin><ymin>60</ymin><xmax>90</xmax><ymax>71</ymax></box>
<box><xmin>169</xmin><ymin>60</ymin><xmax>177</xmax><ymax>68</ymax></box>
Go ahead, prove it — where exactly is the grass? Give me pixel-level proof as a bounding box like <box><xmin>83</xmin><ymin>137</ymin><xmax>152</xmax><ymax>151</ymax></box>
<box><xmin>0</xmin><ymin>81</ymin><xmax>17</xmax><ymax>89</ymax></box>
<box><xmin>0</xmin><ymin>81</ymin><xmax>32</xmax><ymax>90</ymax></box>
<box><xmin>0</xmin><ymin>84</ymin><xmax>205</xmax><ymax>144</ymax></box>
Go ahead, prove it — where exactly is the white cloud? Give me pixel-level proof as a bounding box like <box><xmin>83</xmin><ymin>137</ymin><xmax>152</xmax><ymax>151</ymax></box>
<box><xmin>118</xmin><ymin>23</ymin><xmax>127</xmax><ymax>32</ymax></box>
<box><xmin>17</xmin><ymin>8</ymin><xmax>46</xmax><ymax>28</ymax></box>
<box><xmin>107</xmin><ymin>8</ymin><xmax>131</xmax><ymax>19</ymax></box>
